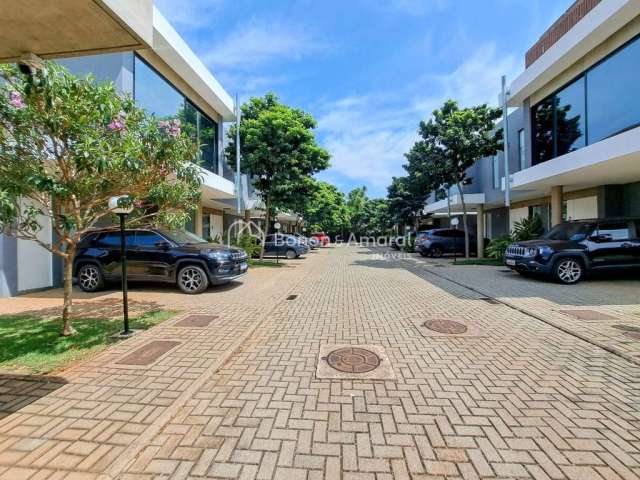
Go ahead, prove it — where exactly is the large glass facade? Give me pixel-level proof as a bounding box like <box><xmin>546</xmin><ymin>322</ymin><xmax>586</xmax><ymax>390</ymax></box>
<box><xmin>531</xmin><ymin>34</ymin><xmax>640</xmax><ymax>165</ymax></box>
<box><xmin>134</xmin><ymin>55</ymin><xmax>219</xmax><ymax>174</ymax></box>
<box><xmin>587</xmin><ymin>36</ymin><xmax>640</xmax><ymax>143</ymax></box>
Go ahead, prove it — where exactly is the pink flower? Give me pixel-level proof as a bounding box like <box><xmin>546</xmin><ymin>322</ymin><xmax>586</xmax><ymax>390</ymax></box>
<box><xmin>9</xmin><ymin>91</ymin><xmax>25</xmax><ymax>109</ymax></box>
<box><xmin>107</xmin><ymin>110</ymin><xmax>127</xmax><ymax>132</ymax></box>
<box><xmin>159</xmin><ymin>119</ymin><xmax>181</xmax><ymax>137</ymax></box>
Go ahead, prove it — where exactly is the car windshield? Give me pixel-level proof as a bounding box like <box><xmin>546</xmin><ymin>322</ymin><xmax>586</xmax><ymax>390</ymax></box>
<box><xmin>543</xmin><ymin>223</ymin><xmax>594</xmax><ymax>241</ymax></box>
<box><xmin>161</xmin><ymin>230</ymin><xmax>208</xmax><ymax>245</ymax></box>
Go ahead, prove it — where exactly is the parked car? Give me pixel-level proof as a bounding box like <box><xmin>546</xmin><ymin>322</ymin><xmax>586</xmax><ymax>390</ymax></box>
<box><xmin>262</xmin><ymin>234</ymin><xmax>309</xmax><ymax>259</ymax></box>
<box><xmin>74</xmin><ymin>228</ymin><xmax>248</xmax><ymax>294</ymax></box>
<box><xmin>307</xmin><ymin>236</ymin><xmax>321</xmax><ymax>248</ymax></box>
<box><xmin>505</xmin><ymin>218</ymin><xmax>640</xmax><ymax>284</ymax></box>
<box><xmin>291</xmin><ymin>233</ymin><xmax>317</xmax><ymax>249</ymax></box>
<box><xmin>312</xmin><ymin>232</ymin><xmax>330</xmax><ymax>246</ymax></box>
<box><xmin>416</xmin><ymin>228</ymin><xmax>477</xmax><ymax>257</ymax></box>
<box><xmin>391</xmin><ymin>232</ymin><xmax>416</xmax><ymax>251</ymax></box>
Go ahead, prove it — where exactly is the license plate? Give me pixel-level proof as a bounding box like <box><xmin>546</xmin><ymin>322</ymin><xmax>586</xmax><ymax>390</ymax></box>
<box><xmin>506</xmin><ymin>259</ymin><xmax>516</xmax><ymax>266</ymax></box>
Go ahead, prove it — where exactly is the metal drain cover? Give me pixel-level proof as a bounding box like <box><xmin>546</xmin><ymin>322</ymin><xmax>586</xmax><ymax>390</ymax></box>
<box><xmin>423</xmin><ymin>319</ymin><xmax>468</xmax><ymax>334</ymax></box>
<box><xmin>176</xmin><ymin>314</ymin><xmax>218</xmax><ymax>327</ymax></box>
<box><xmin>325</xmin><ymin>347</ymin><xmax>381</xmax><ymax>373</ymax></box>
<box><xmin>116</xmin><ymin>341</ymin><xmax>180</xmax><ymax>366</ymax></box>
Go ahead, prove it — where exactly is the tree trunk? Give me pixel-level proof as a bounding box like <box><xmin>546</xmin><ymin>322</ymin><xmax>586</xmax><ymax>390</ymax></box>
<box><xmin>260</xmin><ymin>197</ymin><xmax>270</xmax><ymax>260</ymax></box>
<box><xmin>61</xmin><ymin>252</ymin><xmax>77</xmax><ymax>336</ymax></box>
<box><xmin>457</xmin><ymin>182</ymin><xmax>470</xmax><ymax>259</ymax></box>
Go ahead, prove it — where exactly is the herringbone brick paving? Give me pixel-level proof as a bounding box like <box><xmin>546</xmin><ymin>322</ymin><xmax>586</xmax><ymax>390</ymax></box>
<box><xmin>123</xmin><ymin>247</ymin><xmax>640</xmax><ymax>479</ymax></box>
<box><xmin>2</xmin><ymin>246</ymin><xmax>640</xmax><ymax>479</ymax></box>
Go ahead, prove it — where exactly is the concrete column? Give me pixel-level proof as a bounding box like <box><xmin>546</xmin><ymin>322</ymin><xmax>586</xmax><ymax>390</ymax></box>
<box><xmin>551</xmin><ymin>185</ymin><xmax>563</xmax><ymax>227</ymax></box>
<box><xmin>476</xmin><ymin>206</ymin><xmax>485</xmax><ymax>259</ymax></box>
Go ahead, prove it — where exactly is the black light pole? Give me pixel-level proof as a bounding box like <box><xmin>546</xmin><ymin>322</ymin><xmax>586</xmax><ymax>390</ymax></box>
<box><xmin>118</xmin><ymin>212</ymin><xmax>131</xmax><ymax>336</ymax></box>
<box><xmin>110</xmin><ymin>196</ymin><xmax>134</xmax><ymax>337</ymax></box>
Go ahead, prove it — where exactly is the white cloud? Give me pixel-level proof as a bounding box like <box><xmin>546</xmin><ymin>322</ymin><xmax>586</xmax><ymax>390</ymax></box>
<box><xmin>203</xmin><ymin>20</ymin><xmax>326</xmax><ymax>69</ymax></box>
<box><xmin>155</xmin><ymin>0</ymin><xmax>224</xmax><ymax>28</ymax></box>
<box><xmin>317</xmin><ymin>42</ymin><xmax>519</xmax><ymax>197</ymax></box>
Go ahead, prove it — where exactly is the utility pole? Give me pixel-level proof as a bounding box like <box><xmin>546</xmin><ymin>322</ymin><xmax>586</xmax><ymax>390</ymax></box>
<box><xmin>235</xmin><ymin>93</ymin><xmax>242</xmax><ymax>216</ymax></box>
<box><xmin>501</xmin><ymin>75</ymin><xmax>511</xmax><ymax>209</ymax></box>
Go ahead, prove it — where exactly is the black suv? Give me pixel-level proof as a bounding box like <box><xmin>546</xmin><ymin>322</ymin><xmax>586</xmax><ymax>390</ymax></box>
<box><xmin>505</xmin><ymin>218</ymin><xmax>640</xmax><ymax>284</ymax></box>
<box><xmin>74</xmin><ymin>228</ymin><xmax>248</xmax><ymax>294</ymax></box>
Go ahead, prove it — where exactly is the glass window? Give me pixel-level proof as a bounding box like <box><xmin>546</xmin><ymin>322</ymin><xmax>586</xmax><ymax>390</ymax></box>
<box><xmin>555</xmin><ymin>77</ymin><xmax>586</xmax><ymax>156</ymax></box>
<box><xmin>597</xmin><ymin>222</ymin><xmax>630</xmax><ymax>241</ymax></box>
<box><xmin>132</xmin><ymin>231</ymin><xmax>164</xmax><ymax>247</ymax></box>
<box><xmin>161</xmin><ymin>230</ymin><xmax>207</xmax><ymax>245</ymax></box>
<box><xmin>134</xmin><ymin>56</ymin><xmax>184</xmax><ymax>119</ymax></box>
<box><xmin>544</xmin><ymin>223</ymin><xmax>594</xmax><ymax>241</ymax></box>
<box><xmin>518</xmin><ymin>129</ymin><xmax>526</xmax><ymax>170</ymax></box>
<box><xmin>99</xmin><ymin>232</ymin><xmax>133</xmax><ymax>247</ymax></box>
<box><xmin>587</xmin><ymin>36</ymin><xmax>640</xmax><ymax>143</ymax></box>
<box><xmin>492</xmin><ymin>155</ymin><xmax>500</xmax><ymax>189</ymax></box>
<box><xmin>199</xmin><ymin>113</ymin><xmax>218</xmax><ymax>174</ymax></box>
<box><xmin>532</xmin><ymin>96</ymin><xmax>555</xmax><ymax>165</ymax></box>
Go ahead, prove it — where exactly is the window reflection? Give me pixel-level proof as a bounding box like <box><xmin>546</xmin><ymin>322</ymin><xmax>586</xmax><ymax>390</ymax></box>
<box><xmin>134</xmin><ymin>56</ymin><xmax>183</xmax><ymax>119</ymax></box>
<box><xmin>587</xmin><ymin>36</ymin><xmax>640</xmax><ymax>143</ymax></box>
<box><xmin>532</xmin><ymin>97</ymin><xmax>554</xmax><ymax>165</ymax></box>
<box><xmin>555</xmin><ymin>77</ymin><xmax>585</xmax><ymax>156</ymax></box>
<box><xmin>530</xmin><ymin>35</ymin><xmax>640</xmax><ymax>164</ymax></box>
<box><xmin>134</xmin><ymin>56</ymin><xmax>219</xmax><ymax>174</ymax></box>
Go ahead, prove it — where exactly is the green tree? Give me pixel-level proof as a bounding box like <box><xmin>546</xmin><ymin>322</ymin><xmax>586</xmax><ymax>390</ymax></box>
<box><xmin>346</xmin><ymin>186</ymin><xmax>369</xmax><ymax>238</ymax></box>
<box><xmin>0</xmin><ymin>62</ymin><xmax>201</xmax><ymax>336</ymax></box>
<box><xmin>408</xmin><ymin>100</ymin><xmax>502</xmax><ymax>258</ymax></box>
<box><xmin>386</xmin><ymin>175</ymin><xmax>429</xmax><ymax>231</ymax></box>
<box><xmin>226</xmin><ymin>93</ymin><xmax>330</xmax><ymax>258</ymax></box>
<box><xmin>296</xmin><ymin>179</ymin><xmax>350</xmax><ymax>238</ymax></box>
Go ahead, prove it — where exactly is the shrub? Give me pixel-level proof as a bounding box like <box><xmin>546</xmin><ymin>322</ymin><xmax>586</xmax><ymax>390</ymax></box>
<box><xmin>485</xmin><ymin>235</ymin><xmax>512</xmax><ymax>262</ymax></box>
<box><xmin>512</xmin><ymin>214</ymin><xmax>543</xmax><ymax>241</ymax></box>
<box><xmin>230</xmin><ymin>233</ymin><xmax>261</xmax><ymax>259</ymax></box>
<box><xmin>402</xmin><ymin>236</ymin><xmax>415</xmax><ymax>253</ymax></box>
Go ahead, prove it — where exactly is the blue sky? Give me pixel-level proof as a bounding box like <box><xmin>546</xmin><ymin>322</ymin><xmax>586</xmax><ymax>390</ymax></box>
<box><xmin>156</xmin><ymin>0</ymin><xmax>573</xmax><ymax>198</ymax></box>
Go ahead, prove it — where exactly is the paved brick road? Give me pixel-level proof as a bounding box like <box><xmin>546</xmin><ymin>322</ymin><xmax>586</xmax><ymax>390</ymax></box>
<box><xmin>2</xmin><ymin>246</ymin><xmax>640</xmax><ymax>479</ymax></box>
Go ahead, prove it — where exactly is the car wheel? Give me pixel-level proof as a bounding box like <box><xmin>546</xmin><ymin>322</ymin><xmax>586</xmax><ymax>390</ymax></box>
<box><xmin>286</xmin><ymin>249</ymin><xmax>298</xmax><ymax>259</ymax></box>
<box><xmin>77</xmin><ymin>264</ymin><xmax>104</xmax><ymax>292</ymax></box>
<box><xmin>177</xmin><ymin>265</ymin><xmax>209</xmax><ymax>294</ymax></box>
<box><xmin>553</xmin><ymin>258</ymin><xmax>584</xmax><ymax>284</ymax></box>
<box><xmin>430</xmin><ymin>246</ymin><xmax>444</xmax><ymax>258</ymax></box>
<box><xmin>419</xmin><ymin>250</ymin><xmax>428</xmax><ymax>257</ymax></box>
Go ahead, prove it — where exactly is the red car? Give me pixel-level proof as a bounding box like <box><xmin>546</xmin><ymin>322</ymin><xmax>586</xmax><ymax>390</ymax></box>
<box><xmin>312</xmin><ymin>232</ymin><xmax>330</xmax><ymax>246</ymax></box>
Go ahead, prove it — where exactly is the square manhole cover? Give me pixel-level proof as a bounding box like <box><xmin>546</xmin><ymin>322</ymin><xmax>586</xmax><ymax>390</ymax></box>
<box><xmin>175</xmin><ymin>314</ymin><xmax>218</xmax><ymax>327</ymax></box>
<box><xmin>316</xmin><ymin>344</ymin><xmax>395</xmax><ymax>380</ymax></box>
<box><xmin>116</xmin><ymin>341</ymin><xmax>180</xmax><ymax>366</ymax></box>
<box><xmin>557</xmin><ymin>309</ymin><xmax>617</xmax><ymax>321</ymax></box>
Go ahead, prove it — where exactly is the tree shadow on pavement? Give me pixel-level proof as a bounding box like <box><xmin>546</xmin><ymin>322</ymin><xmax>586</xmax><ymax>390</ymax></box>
<box><xmin>0</xmin><ymin>374</ymin><xmax>67</xmax><ymax>420</ymax></box>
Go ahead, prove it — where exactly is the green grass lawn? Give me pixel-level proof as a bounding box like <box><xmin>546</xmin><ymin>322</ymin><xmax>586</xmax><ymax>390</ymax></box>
<box><xmin>249</xmin><ymin>259</ymin><xmax>284</xmax><ymax>268</ymax></box>
<box><xmin>452</xmin><ymin>258</ymin><xmax>503</xmax><ymax>266</ymax></box>
<box><xmin>0</xmin><ymin>310</ymin><xmax>175</xmax><ymax>374</ymax></box>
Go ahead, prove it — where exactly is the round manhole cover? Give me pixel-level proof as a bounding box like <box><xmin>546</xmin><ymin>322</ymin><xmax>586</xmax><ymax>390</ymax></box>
<box><xmin>423</xmin><ymin>319</ymin><xmax>468</xmax><ymax>334</ymax></box>
<box><xmin>325</xmin><ymin>347</ymin><xmax>381</xmax><ymax>373</ymax></box>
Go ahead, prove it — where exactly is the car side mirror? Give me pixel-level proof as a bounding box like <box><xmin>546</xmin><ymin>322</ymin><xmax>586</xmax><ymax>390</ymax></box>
<box><xmin>588</xmin><ymin>234</ymin><xmax>606</xmax><ymax>243</ymax></box>
<box><xmin>155</xmin><ymin>241</ymin><xmax>171</xmax><ymax>250</ymax></box>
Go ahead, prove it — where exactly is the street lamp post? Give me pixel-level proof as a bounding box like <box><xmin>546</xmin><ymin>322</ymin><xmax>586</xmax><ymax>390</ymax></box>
<box><xmin>274</xmin><ymin>221</ymin><xmax>281</xmax><ymax>264</ymax></box>
<box><xmin>109</xmin><ymin>196</ymin><xmax>134</xmax><ymax>337</ymax></box>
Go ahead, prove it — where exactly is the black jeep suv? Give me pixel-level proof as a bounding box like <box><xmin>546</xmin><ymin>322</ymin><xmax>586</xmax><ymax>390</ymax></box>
<box><xmin>505</xmin><ymin>218</ymin><xmax>640</xmax><ymax>284</ymax></box>
<box><xmin>74</xmin><ymin>228</ymin><xmax>248</xmax><ymax>294</ymax></box>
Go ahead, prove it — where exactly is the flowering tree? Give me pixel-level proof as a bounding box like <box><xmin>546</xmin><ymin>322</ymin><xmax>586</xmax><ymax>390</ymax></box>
<box><xmin>0</xmin><ymin>62</ymin><xmax>201</xmax><ymax>335</ymax></box>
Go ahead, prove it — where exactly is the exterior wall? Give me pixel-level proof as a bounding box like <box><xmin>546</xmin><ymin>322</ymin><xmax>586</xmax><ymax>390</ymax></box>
<box><xmin>16</xmin><ymin>201</ymin><xmax>53</xmax><ymax>292</ymax></box>
<box><xmin>0</xmin><ymin>235</ymin><xmax>18</xmax><ymax>297</ymax></box>
<box><xmin>565</xmin><ymin>195</ymin><xmax>598</xmax><ymax>219</ymax></box>
<box><xmin>509</xmin><ymin>207</ymin><xmax>529</xmax><ymax>230</ymax></box>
